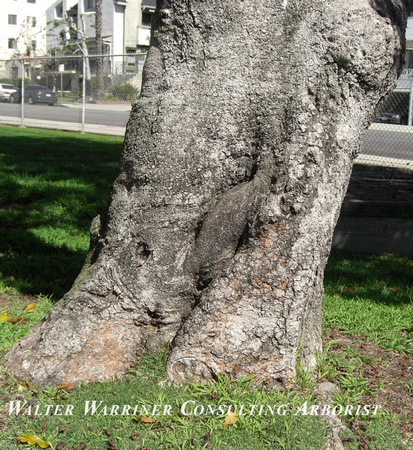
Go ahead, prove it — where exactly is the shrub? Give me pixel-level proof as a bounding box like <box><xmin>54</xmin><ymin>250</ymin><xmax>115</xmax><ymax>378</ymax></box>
<box><xmin>110</xmin><ymin>82</ymin><xmax>139</xmax><ymax>101</ymax></box>
<box><xmin>3</xmin><ymin>78</ymin><xmax>30</xmax><ymax>88</ymax></box>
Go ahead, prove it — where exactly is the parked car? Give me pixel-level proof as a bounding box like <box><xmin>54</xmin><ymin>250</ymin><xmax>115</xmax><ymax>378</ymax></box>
<box><xmin>372</xmin><ymin>112</ymin><xmax>402</xmax><ymax>125</ymax></box>
<box><xmin>9</xmin><ymin>85</ymin><xmax>58</xmax><ymax>105</ymax></box>
<box><xmin>0</xmin><ymin>83</ymin><xmax>18</xmax><ymax>102</ymax></box>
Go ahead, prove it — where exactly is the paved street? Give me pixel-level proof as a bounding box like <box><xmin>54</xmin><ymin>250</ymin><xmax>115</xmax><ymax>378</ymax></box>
<box><xmin>362</xmin><ymin>124</ymin><xmax>413</xmax><ymax>161</ymax></box>
<box><xmin>0</xmin><ymin>102</ymin><xmax>130</xmax><ymax>135</ymax></box>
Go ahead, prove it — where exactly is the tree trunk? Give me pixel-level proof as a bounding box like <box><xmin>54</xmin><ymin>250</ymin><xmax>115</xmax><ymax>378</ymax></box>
<box><xmin>95</xmin><ymin>0</ymin><xmax>104</xmax><ymax>100</ymax></box>
<box><xmin>79</xmin><ymin>14</ymin><xmax>92</xmax><ymax>81</ymax></box>
<box><xmin>6</xmin><ymin>0</ymin><xmax>406</xmax><ymax>388</ymax></box>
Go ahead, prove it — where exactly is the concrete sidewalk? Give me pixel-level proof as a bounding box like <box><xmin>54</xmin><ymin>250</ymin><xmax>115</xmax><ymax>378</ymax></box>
<box><xmin>62</xmin><ymin>102</ymin><xmax>132</xmax><ymax>112</ymax></box>
<box><xmin>0</xmin><ymin>115</ymin><xmax>126</xmax><ymax>136</ymax></box>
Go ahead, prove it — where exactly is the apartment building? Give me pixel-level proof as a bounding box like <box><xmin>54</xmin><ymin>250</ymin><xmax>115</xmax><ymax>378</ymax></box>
<box><xmin>1</xmin><ymin>0</ymin><xmax>54</xmax><ymax>77</ymax></box>
<box><xmin>46</xmin><ymin>0</ymin><xmax>155</xmax><ymax>58</ymax></box>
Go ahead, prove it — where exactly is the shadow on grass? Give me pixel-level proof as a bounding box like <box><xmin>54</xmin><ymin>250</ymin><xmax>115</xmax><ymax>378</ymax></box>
<box><xmin>324</xmin><ymin>249</ymin><xmax>413</xmax><ymax>306</ymax></box>
<box><xmin>0</xmin><ymin>228</ymin><xmax>86</xmax><ymax>299</ymax></box>
<box><xmin>0</xmin><ymin>127</ymin><xmax>122</xmax><ymax>299</ymax></box>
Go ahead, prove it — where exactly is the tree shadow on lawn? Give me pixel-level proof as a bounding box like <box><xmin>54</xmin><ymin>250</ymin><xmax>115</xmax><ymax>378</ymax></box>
<box><xmin>0</xmin><ymin>226</ymin><xmax>86</xmax><ymax>299</ymax></box>
<box><xmin>0</xmin><ymin>132</ymin><xmax>121</xmax><ymax>206</ymax></box>
<box><xmin>324</xmin><ymin>250</ymin><xmax>413</xmax><ymax>306</ymax></box>
<box><xmin>0</xmin><ymin>131</ymin><xmax>122</xmax><ymax>300</ymax></box>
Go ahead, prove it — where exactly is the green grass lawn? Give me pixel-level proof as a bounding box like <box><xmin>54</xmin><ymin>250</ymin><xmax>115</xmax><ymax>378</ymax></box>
<box><xmin>0</xmin><ymin>125</ymin><xmax>411</xmax><ymax>449</ymax></box>
<box><xmin>324</xmin><ymin>251</ymin><xmax>413</xmax><ymax>355</ymax></box>
<box><xmin>0</xmin><ymin>125</ymin><xmax>122</xmax><ymax>298</ymax></box>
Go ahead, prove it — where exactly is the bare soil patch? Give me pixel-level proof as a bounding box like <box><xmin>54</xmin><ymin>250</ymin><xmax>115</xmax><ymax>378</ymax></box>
<box><xmin>325</xmin><ymin>327</ymin><xmax>413</xmax><ymax>447</ymax></box>
<box><xmin>0</xmin><ymin>292</ymin><xmax>37</xmax><ymax>311</ymax></box>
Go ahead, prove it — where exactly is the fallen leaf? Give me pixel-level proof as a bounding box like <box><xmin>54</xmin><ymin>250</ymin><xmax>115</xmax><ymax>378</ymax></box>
<box><xmin>130</xmin><ymin>432</ymin><xmax>138</xmax><ymax>440</ymax></box>
<box><xmin>57</xmin><ymin>383</ymin><xmax>75</xmax><ymax>393</ymax></box>
<box><xmin>37</xmin><ymin>438</ymin><xmax>51</xmax><ymax>449</ymax></box>
<box><xmin>18</xmin><ymin>435</ymin><xmax>38</xmax><ymax>445</ymax></box>
<box><xmin>371</xmin><ymin>260</ymin><xmax>381</xmax><ymax>265</ymax></box>
<box><xmin>390</xmin><ymin>288</ymin><xmax>399</xmax><ymax>292</ymax></box>
<box><xmin>7</xmin><ymin>317</ymin><xmax>28</xmax><ymax>324</ymax></box>
<box><xmin>38</xmin><ymin>422</ymin><xmax>47</xmax><ymax>433</ymax></box>
<box><xmin>58</xmin><ymin>425</ymin><xmax>66</xmax><ymax>433</ymax></box>
<box><xmin>18</xmin><ymin>434</ymin><xmax>51</xmax><ymax>448</ymax></box>
<box><xmin>224</xmin><ymin>411</ymin><xmax>239</xmax><ymax>429</ymax></box>
<box><xmin>24</xmin><ymin>303</ymin><xmax>35</xmax><ymax>312</ymax></box>
<box><xmin>56</xmin><ymin>442</ymin><xmax>66</xmax><ymax>450</ymax></box>
<box><xmin>140</xmin><ymin>416</ymin><xmax>155</xmax><ymax>423</ymax></box>
<box><xmin>0</xmin><ymin>312</ymin><xmax>8</xmax><ymax>322</ymax></box>
<box><xmin>342</xmin><ymin>437</ymin><xmax>356</xmax><ymax>444</ymax></box>
<box><xmin>342</xmin><ymin>286</ymin><xmax>355</xmax><ymax>292</ymax></box>
<box><xmin>76</xmin><ymin>443</ymin><xmax>87</xmax><ymax>450</ymax></box>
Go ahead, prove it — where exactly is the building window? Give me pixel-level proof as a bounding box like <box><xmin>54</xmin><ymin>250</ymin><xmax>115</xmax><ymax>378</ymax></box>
<box><xmin>55</xmin><ymin>3</ymin><xmax>63</xmax><ymax>18</ymax></box>
<box><xmin>11</xmin><ymin>66</ymin><xmax>19</xmax><ymax>80</ymax></box>
<box><xmin>27</xmin><ymin>0</ymin><xmax>36</xmax><ymax>3</ymax></box>
<box><xmin>84</xmin><ymin>0</ymin><xmax>95</xmax><ymax>12</ymax></box>
<box><xmin>8</xmin><ymin>15</ymin><xmax>17</xmax><ymax>25</ymax></box>
<box><xmin>8</xmin><ymin>38</ymin><xmax>17</xmax><ymax>49</ymax></box>
<box><xmin>141</xmin><ymin>12</ymin><xmax>152</xmax><ymax>27</ymax></box>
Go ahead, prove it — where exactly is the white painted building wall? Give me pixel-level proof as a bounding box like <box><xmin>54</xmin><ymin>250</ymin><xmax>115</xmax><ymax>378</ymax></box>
<box><xmin>113</xmin><ymin>3</ymin><xmax>125</xmax><ymax>55</ymax></box>
<box><xmin>406</xmin><ymin>17</ymin><xmax>413</xmax><ymax>45</ymax></box>
<box><xmin>1</xmin><ymin>0</ymin><xmax>54</xmax><ymax>60</ymax></box>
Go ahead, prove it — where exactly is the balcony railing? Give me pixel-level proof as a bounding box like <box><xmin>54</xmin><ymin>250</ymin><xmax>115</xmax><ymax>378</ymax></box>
<box><xmin>399</xmin><ymin>68</ymin><xmax>413</xmax><ymax>79</ymax></box>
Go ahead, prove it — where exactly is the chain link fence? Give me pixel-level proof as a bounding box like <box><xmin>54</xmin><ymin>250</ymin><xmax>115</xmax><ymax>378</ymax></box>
<box><xmin>0</xmin><ymin>55</ymin><xmax>412</xmax><ymax>170</ymax></box>
<box><xmin>358</xmin><ymin>68</ymin><xmax>413</xmax><ymax>170</ymax></box>
<box><xmin>0</xmin><ymin>54</ymin><xmax>145</xmax><ymax>135</ymax></box>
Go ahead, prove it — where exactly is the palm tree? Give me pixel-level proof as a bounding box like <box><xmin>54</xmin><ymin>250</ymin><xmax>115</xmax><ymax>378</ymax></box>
<box><xmin>95</xmin><ymin>0</ymin><xmax>103</xmax><ymax>100</ymax></box>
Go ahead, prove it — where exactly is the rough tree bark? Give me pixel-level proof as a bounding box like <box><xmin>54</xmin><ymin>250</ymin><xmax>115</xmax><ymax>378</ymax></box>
<box><xmin>6</xmin><ymin>0</ymin><xmax>407</xmax><ymax>388</ymax></box>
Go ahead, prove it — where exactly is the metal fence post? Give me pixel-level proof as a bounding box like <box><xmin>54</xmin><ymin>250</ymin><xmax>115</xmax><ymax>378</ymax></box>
<box><xmin>409</xmin><ymin>77</ymin><xmax>413</xmax><ymax>127</ymax></box>
<box><xmin>81</xmin><ymin>53</ymin><xmax>86</xmax><ymax>133</ymax></box>
<box><xmin>21</xmin><ymin>59</ymin><xmax>25</xmax><ymax>127</ymax></box>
